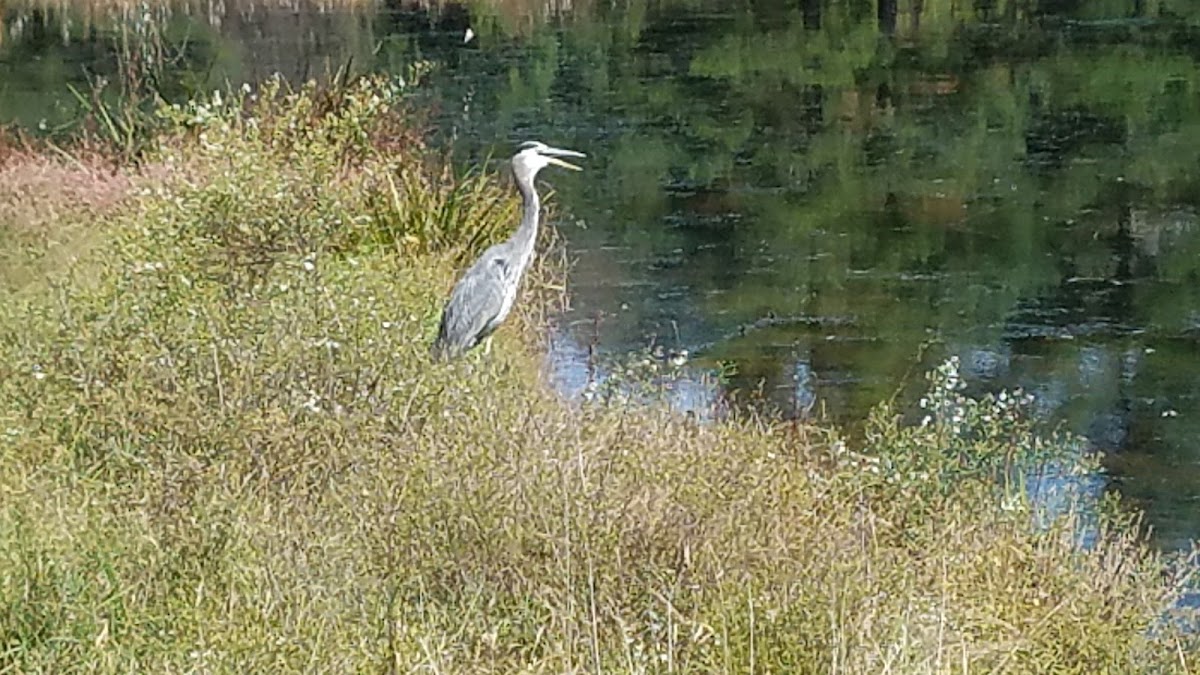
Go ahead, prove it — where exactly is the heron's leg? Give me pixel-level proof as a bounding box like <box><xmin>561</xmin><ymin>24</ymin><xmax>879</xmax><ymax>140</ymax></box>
<box><xmin>483</xmin><ymin>335</ymin><xmax>494</xmax><ymax>356</ymax></box>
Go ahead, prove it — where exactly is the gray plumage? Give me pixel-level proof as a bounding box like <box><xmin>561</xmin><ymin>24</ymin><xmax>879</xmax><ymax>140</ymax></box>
<box><xmin>431</xmin><ymin>141</ymin><xmax>585</xmax><ymax>360</ymax></box>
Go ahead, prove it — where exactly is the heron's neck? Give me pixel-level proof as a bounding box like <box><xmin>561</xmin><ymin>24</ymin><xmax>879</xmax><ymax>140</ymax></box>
<box><xmin>513</xmin><ymin>174</ymin><xmax>541</xmax><ymax>263</ymax></box>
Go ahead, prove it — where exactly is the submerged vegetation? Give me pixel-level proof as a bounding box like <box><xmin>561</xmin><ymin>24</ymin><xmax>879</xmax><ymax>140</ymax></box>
<box><xmin>0</xmin><ymin>74</ymin><xmax>1197</xmax><ymax>672</ymax></box>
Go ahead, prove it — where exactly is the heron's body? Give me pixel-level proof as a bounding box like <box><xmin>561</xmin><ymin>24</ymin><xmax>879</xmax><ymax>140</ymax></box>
<box><xmin>431</xmin><ymin>142</ymin><xmax>584</xmax><ymax>360</ymax></box>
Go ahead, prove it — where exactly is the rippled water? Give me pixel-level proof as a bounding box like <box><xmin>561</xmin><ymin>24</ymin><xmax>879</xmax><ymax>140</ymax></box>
<box><xmin>4</xmin><ymin>0</ymin><xmax>1200</xmax><ymax>549</ymax></box>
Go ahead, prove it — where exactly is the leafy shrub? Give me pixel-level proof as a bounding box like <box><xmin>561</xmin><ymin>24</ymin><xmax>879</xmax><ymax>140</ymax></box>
<box><xmin>153</xmin><ymin>72</ymin><xmax>522</xmax><ymax>268</ymax></box>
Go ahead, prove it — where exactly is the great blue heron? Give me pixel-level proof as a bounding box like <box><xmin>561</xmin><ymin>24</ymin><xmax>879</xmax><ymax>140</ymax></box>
<box><xmin>431</xmin><ymin>141</ymin><xmax>585</xmax><ymax>360</ymax></box>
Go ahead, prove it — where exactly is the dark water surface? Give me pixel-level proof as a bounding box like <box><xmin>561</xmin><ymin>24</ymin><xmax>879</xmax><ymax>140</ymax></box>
<box><xmin>4</xmin><ymin>0</ymin><xmax>1200</xmax><ymax>549</ymax></box>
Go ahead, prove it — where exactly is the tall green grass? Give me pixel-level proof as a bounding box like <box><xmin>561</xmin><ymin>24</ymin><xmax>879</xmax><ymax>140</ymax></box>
<box><xmin>0</xmin><ymin>77</ymin><xmax>1197</xmax><ymax>673</ymax></box>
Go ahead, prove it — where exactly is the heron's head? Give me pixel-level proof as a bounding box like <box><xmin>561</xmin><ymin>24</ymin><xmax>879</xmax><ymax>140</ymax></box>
<box><xmin>512</xmin><ymin>141</ymin><xmax>586</xmax><ymax>184</ymax></box>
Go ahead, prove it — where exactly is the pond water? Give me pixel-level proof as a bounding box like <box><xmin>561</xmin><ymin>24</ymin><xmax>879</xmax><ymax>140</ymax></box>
<box><xmin>4</xmin><ymin>0</ymin><xmax>1200</xmax><ymax>549</ymax></box>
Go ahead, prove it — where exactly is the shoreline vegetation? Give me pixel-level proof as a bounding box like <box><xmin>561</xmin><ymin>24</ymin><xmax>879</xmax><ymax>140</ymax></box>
<box><xmin>1</xmin><ymin>75</ymin><xmax>1198</xmax><ymax>672</ymax></box>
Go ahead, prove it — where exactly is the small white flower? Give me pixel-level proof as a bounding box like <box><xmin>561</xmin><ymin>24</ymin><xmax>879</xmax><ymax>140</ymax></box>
<box><xmin>313</xmin><ymin>337</ymin><xmax>342</xmax><ymax>351</ymax></box>
<box><xmin>302</xmin><ymin>394</ymin><xmax>322</xmax><ymax>413</ymax></box>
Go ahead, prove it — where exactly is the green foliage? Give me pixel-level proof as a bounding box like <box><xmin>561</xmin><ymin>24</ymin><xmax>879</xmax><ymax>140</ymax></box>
<box><xmin>852</xmin><ymin>356</ymin><xmax>1094</xmax><ymax>499</ymax></box>
<box><xmin>65</xmin><ymin>79</ymin><xmax>157</xmax><ymax>162</ymax></box>
<box><xmin>147</xmin><ymin>71</ymin><xmax>519</xmax><ymax>270</ymax></box>
<box><xmin>358</xmin><ymin>150</ymin><xmax>524</xmax><ymax>265</ymax></box>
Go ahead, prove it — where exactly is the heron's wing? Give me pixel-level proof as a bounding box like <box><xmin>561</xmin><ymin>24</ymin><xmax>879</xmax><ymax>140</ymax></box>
<box><xmin>436</xmin><ymin>251</ymin><xmax>512</xmax><ymax>352</ymax></box>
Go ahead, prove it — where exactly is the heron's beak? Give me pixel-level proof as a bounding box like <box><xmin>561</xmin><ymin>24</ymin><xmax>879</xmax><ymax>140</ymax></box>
<box><xmin>546</xmin><ymin>156</ymin><xmax>583</xmax><ymax>171</ymax></box>
<box><xmin>542</xmin><ymin>145</ymin><xmax>586</xmax><ymax>171</ymax></box>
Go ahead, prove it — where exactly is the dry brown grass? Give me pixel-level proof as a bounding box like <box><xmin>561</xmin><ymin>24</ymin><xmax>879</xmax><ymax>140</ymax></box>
<box><xmin>0</xmin><ymin>135</ymin><xmax>135</xmax><ymax>290</ymax></box>
<box><xmin>0</xmin><ymin>148</ymin><xmax>130</xmax><ymax>216</ymax></box>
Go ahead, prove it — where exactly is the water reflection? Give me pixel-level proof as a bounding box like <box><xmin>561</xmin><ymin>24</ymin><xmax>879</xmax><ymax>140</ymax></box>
<box><xmin>3</xmin><ymin>0</ymin><xmax>1200</xmax><ymax>548</ymax></box>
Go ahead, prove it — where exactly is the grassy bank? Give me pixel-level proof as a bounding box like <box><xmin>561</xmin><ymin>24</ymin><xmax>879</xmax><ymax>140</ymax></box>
<box><xmin>0</xmin><ymin>77</ymin><xmax>1197</xmax><ymax>673</ymax></box>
